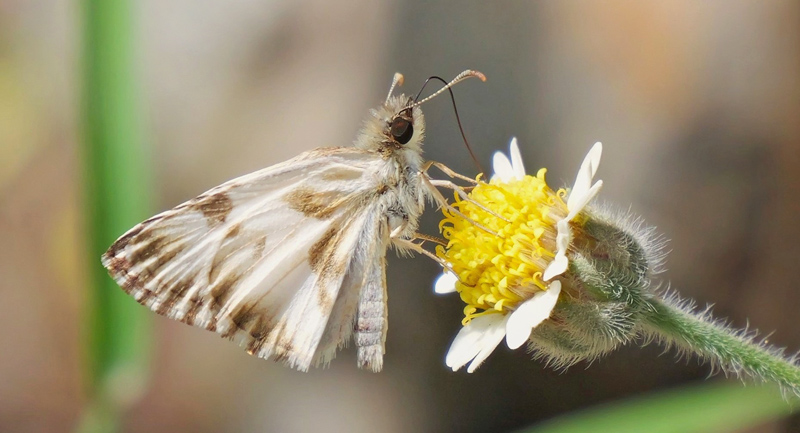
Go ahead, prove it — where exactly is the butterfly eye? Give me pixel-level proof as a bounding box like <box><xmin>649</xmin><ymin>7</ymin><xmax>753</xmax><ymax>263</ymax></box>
<box><xmin>390</xmin><ymin>117</ymin><xmax>414</xmax><ymax>145</ymax></box>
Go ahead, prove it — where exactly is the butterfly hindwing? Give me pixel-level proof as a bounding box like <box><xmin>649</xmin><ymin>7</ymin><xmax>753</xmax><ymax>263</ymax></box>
<box><xmin>102</xmin><ymin>147</ymin><xmax>392</xmax><ymax>371</ymax></box>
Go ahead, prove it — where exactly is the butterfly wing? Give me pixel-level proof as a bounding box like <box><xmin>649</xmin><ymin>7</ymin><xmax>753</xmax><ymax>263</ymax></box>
<box><xmin>102</xmin><ymin>147</ymin><xmax>391</xmax><ymax>371</ymax></box>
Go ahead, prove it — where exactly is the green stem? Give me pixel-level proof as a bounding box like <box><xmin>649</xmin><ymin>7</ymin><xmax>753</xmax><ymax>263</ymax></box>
<box><xmin>639</xmin><ymin>295</ymin><xmax>800</xmax><ymax>398</ymax></box>
<box><xmin>81</xmin><ymin>0</ymin><xmax>151</xmax><ymax>430</ymax></box>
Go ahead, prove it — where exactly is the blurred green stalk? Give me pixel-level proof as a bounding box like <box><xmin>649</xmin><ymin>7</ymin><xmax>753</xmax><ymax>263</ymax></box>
<box><xmin>523</xmin><ymin>382</ymin><xmax>795</xmax><ymax>433</ymax></box>
<box><xmin>80</xmin><ymin>0</ymin><xmax>152</xmax><ymax>431</ymax></box>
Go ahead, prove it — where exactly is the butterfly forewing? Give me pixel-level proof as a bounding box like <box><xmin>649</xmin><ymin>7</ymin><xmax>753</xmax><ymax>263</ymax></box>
<box><xmin>103</xmin><ymin>148</ymin><xmax>391</xmax><ymax>371</ymax></box>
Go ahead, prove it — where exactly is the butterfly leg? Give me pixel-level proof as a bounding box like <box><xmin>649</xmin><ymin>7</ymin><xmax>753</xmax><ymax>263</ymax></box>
<box><xmin>421</xmin><ymin>160</ymin><xmax>496</xmax><ymax>209</ymax></box>
<box><xmin>419</xmin><ymin>175</ymin><xmax>501</xmax><ymax>237</ymax></box>
<box><xmin>421</xmin><ymin>160</ymin><xmax>510</xmax><ymax>224</ymax></box>
<box><xmin>427</xmin><ymin>178</ymin><xmax>511</xmax><ymax>223</ymax></box>
<box><xmin>391</xmin><ymin>235</ymin><xmax>456</xmax><ymax>274</ymax></box>
<box><xmin>423</xmin><ymin>160</ymin><xmax>480</xmax><ymax>185</ymax></box>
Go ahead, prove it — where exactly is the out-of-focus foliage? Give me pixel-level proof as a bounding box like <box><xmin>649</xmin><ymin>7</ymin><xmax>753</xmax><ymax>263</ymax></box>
<box><xmin>79</xmin><ymin>0</ymin><xmax>152</xmax><ymax>431</ymax></box>
<box><xmin>525</xmin><ymin>383</ymin><xmax>794</xmax><ymax>433</ymax></box>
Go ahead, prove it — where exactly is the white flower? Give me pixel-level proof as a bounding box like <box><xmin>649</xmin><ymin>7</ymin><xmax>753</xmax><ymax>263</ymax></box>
<box><xmin>436</xmin><ymin>138</ymin><xmax>604</xmax><ymax>372</ymax></box>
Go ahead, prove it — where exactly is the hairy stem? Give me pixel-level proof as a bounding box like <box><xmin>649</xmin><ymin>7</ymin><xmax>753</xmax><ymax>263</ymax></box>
<box><xmin>638</xmin><ymin>295</ymin><xmax>800</xmax><ymax>398</ymax></box>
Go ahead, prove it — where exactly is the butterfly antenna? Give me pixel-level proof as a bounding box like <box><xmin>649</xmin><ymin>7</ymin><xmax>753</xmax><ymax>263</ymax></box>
<box><xmin>385</xmin><ymin>72</ymin><xmax>405</xmax><ymax>103</ymax></box>
<box><xmin>408</xmin><ymin>69</ymin><xmax>485</xmax><ymax>108</ymax></box>
<box><xmin>410</xmin><ymin>70</ymin><xmax>487</xmax><ymax>176</ymax></box>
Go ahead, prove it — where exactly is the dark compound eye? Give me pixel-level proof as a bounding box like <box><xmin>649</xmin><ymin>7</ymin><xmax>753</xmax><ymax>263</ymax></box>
<box><xmin>390</xmin><ymin>117</ymin><xmax>414</xmax><ymax>145</ymax></box>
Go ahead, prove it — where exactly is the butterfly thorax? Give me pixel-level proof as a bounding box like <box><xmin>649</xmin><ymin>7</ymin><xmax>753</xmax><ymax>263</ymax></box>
<box><xmin>351</xmin><ymin>96</ymin><xmax>428</xmax><ymax>241</ymax></box>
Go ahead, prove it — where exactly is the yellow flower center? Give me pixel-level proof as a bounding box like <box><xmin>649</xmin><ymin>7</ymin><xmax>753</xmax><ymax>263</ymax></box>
<box><xmin>437</xmin><ymin>168</ymin><xmax>568</xmax><ymax>324</ymax></box>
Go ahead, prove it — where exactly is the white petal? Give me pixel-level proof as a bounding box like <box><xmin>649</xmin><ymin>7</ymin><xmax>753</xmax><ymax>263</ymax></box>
<box><xmin>509</xmin><ymin>137</ymin><xmax>526</xmax><ymax>180</ymax></box>
<box><xmin>543</xmin><ymin>219</ymin><xmax>570</xmax><ymax>281</ymax></box>
<box><xmin>567</xmin><ymin>142</ymin><xmax>603</xmax><ymax>211</ymax></box>
<box><xmin>445</xmin><ymin>315</ymin><xmax>500</xmax><ymax>370</ymax></box>
<box><xmin>585</xmin><ymin>142</ymin><xmax>603</xmax><ymax>176</ymax></box>
<box><xmin>445</xmin><ymin>314</ymin><xmax>508</xmax><ymax>372</ymax></box>
<box><xmin>543</xmin><ymin>253</ymin><xmax>568</xmax><ymax>281</ymax></box>
<box><xmin>566</xmin><ymin>180</ymin><xmax>603</xmax><ymax>221</ymax></box>
<box><xmin>554</xmin><ymin>219</ymin><xmax>570</xmax><ymax>251</ymax></box>
<box><xmin>466</xmin><ymin>319</ymin><xmax>508</xmax><ymax>373</ymax></box>
<box><xmin>492</xmin><ymin>151</ymin><xmax>514</xmax><ymax>183</ymax></box>
<box><xmin>434</xmin><ymin>271</ymin><xmax>458</xmax><ymax>294</ymax></box>
<box><xmin>505</xmin><ymin>281</ymin><xmax>561</xmax><ymax>350</ymax></box>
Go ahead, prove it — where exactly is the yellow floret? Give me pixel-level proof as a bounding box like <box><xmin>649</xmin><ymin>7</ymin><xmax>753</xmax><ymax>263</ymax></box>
<box><xmin>437</xmin><ymin>168</ymin><xmax>568</xmax><ymax>324</ymax></box>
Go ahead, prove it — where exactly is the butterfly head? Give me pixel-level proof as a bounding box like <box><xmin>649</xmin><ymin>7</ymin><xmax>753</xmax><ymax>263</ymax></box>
<box><xmin>388</xmin><ymin>104</ymin><xmax>418</xmax><ymax>147</ymax></box>
<box><xmin>355</xmin><ymin>95</ymin><xmax>426</xmax><ymax>157</ymax></box>
<box><xmin>356</xmin><ymin>70</ymin><xmax>485</xmax><ymax>159</ymax></box>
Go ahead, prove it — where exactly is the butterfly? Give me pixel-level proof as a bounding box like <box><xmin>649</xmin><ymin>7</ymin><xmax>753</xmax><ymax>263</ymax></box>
<box><xmin>102</xmin><ymin>70</ymin><xmax>486</xmax><ymax>372</ymax></box>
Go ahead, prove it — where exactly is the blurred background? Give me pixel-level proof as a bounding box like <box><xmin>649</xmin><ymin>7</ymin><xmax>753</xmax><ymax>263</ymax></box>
<box><xmin>1</xmin><ymin>0</ymin><xmax>799</xmax><ymax>432</ymax></box>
